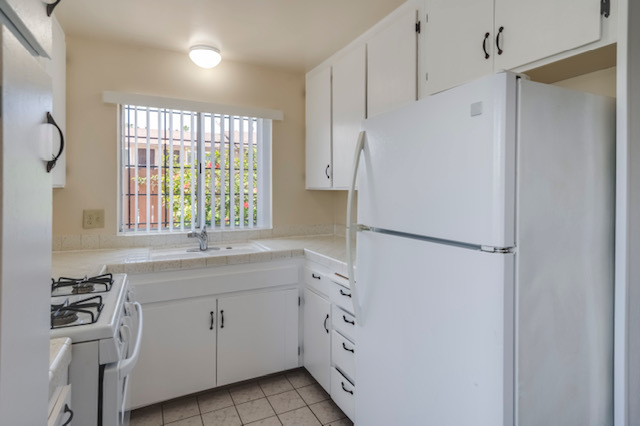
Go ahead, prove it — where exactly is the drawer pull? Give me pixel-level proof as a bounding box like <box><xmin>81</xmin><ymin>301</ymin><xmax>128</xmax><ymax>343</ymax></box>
<box><xmin>342</xmin><ymin>342</ymin><xmax>354</xmax><ymax>353</ymax></box>
<box><xmin>343</xmin><ymin>315</ymin><xmax>355</xmax><ymax>325</ymax></box>
<box><xmin>339</xmin><ymin>289</ymin><xmax>352</xmax><ymax>298</ymax></box>
<box><xmin>61</xmin><ymin>404</ymin><xmax>74</xmax><ymax>426</ymax></box>
<box><xmin>312</xmin><ymin>273</ymin><xmax>321</xmax><ymax>280</ymax></box>
<box><xmin>341</xmin><ymin>382</ymin><xmax>354</xmax><ymax>395</ymax></box>
<box><xmin>324</xmin><ymin>314</ymin><xmax>330</xmax><ymax>333</ymax></box>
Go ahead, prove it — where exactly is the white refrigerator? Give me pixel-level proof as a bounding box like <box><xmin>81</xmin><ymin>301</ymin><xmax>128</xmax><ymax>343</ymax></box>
<box><xmin>347</xmin><ymin>72</ymin><xmax>615</xmax><ymax>426</ymax></box>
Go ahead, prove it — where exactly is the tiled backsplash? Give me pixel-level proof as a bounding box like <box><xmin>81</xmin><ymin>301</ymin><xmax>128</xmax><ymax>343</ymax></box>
<box><xmin>53</xmin><ymin>224</ymin><xmax>343</xmax><ymax>252</ymax></box>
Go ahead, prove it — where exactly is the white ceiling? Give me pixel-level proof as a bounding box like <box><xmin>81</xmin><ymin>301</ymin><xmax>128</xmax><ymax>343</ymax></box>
<box><xmin>53</xmin><ymin>0</ymin><xmax>407</xmax><ymax>72</ymax></box>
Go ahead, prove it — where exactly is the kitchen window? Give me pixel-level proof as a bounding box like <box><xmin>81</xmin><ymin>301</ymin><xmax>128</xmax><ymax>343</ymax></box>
<box><xmin>118</xmin><ymin>104</ymin><xmax>272</xmax><ymax>233</ymax></box>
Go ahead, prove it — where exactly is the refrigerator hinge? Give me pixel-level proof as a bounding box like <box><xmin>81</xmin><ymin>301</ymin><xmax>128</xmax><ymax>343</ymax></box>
<box><xmin>480</xmin><ymin>246</ymin><xmax>514</xmax><ymax>254</ymax></box>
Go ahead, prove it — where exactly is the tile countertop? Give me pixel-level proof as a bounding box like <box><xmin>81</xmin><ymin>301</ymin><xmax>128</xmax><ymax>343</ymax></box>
<box><xmin>51</xmin><ymin>235</ymin><xmax>353</xmax><ymax>279</ymax></box>
<box><xmin>49</xmin><ymin>337</ymin><xmax>72</xmax><ymax>400</ymax></box>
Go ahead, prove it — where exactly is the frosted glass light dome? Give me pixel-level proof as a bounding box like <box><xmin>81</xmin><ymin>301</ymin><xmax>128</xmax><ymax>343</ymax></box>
<box><xmin>189</xmin><ymin>46</ymin><xmax>222</xmax><ymax>69</ymax></box>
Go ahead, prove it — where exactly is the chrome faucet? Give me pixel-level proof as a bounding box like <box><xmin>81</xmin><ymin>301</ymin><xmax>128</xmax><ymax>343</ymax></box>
<box><xmin>187</xmin><ymin>226</ymin><xmax>208</xmax><ymax>251</ymax></box>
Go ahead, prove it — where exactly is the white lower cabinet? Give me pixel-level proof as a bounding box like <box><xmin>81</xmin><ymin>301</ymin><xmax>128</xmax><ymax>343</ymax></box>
<box><xmin>217</xmin><ymin>289</ymin><xmax>299</xmax><ymax>386</ymax></box>
<box><xmin>331</xmin><ymin>367</ymin><xmax>355</xmax><ymax>421</ymax></box>
<box><xmin>303</xmin><ymin>287</ymin><xmax>332</xmax><ymax>392</ymax></box>
<box><xmin>331</xmin><ymin>331</ymin><xmax>355</xmax><ymax>382</ymax></box>
<box><xmin>332</xmin><ymin>304</ymin><xmax>356</xmax><ymax>342</ymax></box>
<box><xmin>48</xmin><ymin>384</ymin><xmax>72</xmax><ymax>426</ymax></box>
<box><xmin>131</xmin><ymin>287</ymin><xmax>300</xmax><ymax>408</ymax></box>
<box><xmin>130</xmin><ymin>296</ymin><xmax>217</xmax><ymax>408</ymax></box>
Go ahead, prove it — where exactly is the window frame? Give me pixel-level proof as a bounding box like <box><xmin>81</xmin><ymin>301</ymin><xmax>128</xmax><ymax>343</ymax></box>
<box><xmin>115</xmin><ymin>104</ymin><xmax>273</xmax><ymax>234</ymax></box>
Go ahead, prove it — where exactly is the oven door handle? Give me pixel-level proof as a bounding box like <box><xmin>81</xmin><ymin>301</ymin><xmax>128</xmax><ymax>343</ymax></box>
<box><xmin>118</xmin><ymin>302</ymin><xmax>143</xmax><ymax>378</ymax></box>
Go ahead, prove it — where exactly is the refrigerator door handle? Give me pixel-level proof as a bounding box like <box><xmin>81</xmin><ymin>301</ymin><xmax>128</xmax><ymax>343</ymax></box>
<box><xmin>346</xmin><ymin>131</ymin><xmax>365</xmax><ymax>323</ymax></box>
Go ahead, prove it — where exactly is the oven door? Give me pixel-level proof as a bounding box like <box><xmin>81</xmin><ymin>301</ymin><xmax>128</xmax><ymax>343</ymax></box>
<box><xmin>102</xmin><ymin>302</ymin><xmax>143</xmax><ymax>426</ymax></box>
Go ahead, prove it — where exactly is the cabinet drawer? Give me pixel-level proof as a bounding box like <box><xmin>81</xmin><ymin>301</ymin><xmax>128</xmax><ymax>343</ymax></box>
<box><xmin>329</xmin><ymin>281</ymin><xmax>353</xmax><ymax>314</ymax></box>
<box><xmin>331</xmin><ymin>331</ymin><xmax>355</xmax><ymax>382</ymax></box>
<box><xmin>48</xmin><ymin>384</ymin><xmax>71</xmax><ymax>426</ymax></box>
<box><xmin>304</xmin><ymin>266</ymin><xmax>330</xmax><ymax>296</ymax></box>
<box><xmin>330</xmin><ymin>367</ymin><xmax>355</xmax><ymax>421</ymax></box>
<box><xmin>332</xmin><ymin>305</ymin><xmax>356</xmax><ymax>342</ymax></box>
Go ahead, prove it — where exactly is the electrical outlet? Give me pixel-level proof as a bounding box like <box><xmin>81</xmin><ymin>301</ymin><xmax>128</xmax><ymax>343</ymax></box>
<box><xmin>83</xmin><ymin>209</ymin><xmax>105</xmax><ymax>229</ymax></box>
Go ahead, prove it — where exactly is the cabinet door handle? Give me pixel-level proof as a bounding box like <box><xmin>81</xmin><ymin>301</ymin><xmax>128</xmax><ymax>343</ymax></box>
<box><xmin>210</xmin><ymin>311</ymin><xmax>214</xmax><ymax>330</ymax></box>
<box><xmin>343</xmin><ymin>315</ymin><xmax>355</xmax><ymax>325</ymax></box>
<box><xmin>325</xmin><ymin>164</ymin><xmax>330</xmax><ymax>179</ymax></box>
<box><xmin>341</xmin><ymin>382</ymin><xmax>354</xmax><ymax>395</ymax></box>
<box><xmin>324</xmin><ymin>314</ymin><xmax>329</xmax><ymax>333</ymax></box>
<box><xmin>339</xmin><ymin>289</ymin><xmax>352</xmax><ymax>298</ymax></box>
<box><xmin>220</xmin><ymin>310</ymin><xmax>224</xmax><ymax>329</ymax></box>
<box><xmin>312</xmin><ymin>273</ymin><xmax>321</xmax><ymax>280</ymax></box>
<box><xmin>46</xmin><ymin>112</ymin><xmax>65</xmax><ymax>173</ymax></box>
<box><xmin>342</xmin><ymin>342</ymin><xmax>354</xmax><ymax>353</ymax></box>
<box><xmin>496</xmin><ymin>26</ymin><xmax>504</xmax><ymax>55</ymax></box>
<box><xmin>47</xmin><ymin>0</ymin><xmax>63</xmax><ymax>17</ymax></box>
<box><xmin>61</xmin><ymin>404</ymin><xmax>74</xmax><ymax>426</ymax></box>
<box><xmin>482</xmin><ymin>32</ymin><xmax>490</xmax><ymax>59</ymax></box>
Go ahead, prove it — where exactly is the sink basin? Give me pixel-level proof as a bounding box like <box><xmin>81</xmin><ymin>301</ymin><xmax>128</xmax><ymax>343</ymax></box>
<box><xmin>186</xmin><ymin>247</ymin><xmax>221</xmax><ymax>253</ymax></box>
<box><xmin>149</xmin><ymin>242</ymin><xmax>266</xmax><ymax>261</ymax></box>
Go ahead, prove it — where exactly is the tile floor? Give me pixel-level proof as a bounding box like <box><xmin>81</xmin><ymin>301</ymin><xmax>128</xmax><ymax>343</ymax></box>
<box><xmin>130</xmin><ymin>368</ymin><xmax>353</xmax><ymax>426</ymax></box>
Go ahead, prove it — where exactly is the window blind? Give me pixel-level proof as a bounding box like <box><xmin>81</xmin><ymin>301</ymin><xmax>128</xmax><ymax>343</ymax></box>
<box><xmin>119</xmin><ymin>105</ymin><xmax>270</xmax><ymax>232</ymax></box>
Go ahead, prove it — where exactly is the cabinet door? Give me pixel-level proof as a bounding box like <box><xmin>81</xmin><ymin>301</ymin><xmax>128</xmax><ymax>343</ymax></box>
<box><xmin>303</xmin><ymin>288</ymin><xmax>331</xmax><ymax>392</ymax></box>
<box><xmin>367</xmin><ymin>7</ymin><xmax>418</xmax><ymax>118</ymax></box>
<box><xmin>51</xmin><ymin>16</ymin><xmax>65</xmax><ymax>188</ymax></box>
<box><xmin>0</xmin><ymin>0</ymin><xmax>52</xmax><ymax>57</ymax></box>
<box><xmin>128</xmin><ymin>297</ymin><xmax>217</xmax><ymax>408</ymax></box>
<box><xmin>423</xmin><ymin>0</ymin><xmax>494</xmax><ymax>95</ymax></box>
<box><xmin>332</xmin><ymin>45</ymin><xmax>366</xmax><ymax>189</ymax></box>
<box><xmin>305</xmin><ymin>66</ymin><xmax>332</xmax><ymax>189</ymax></box>
<box><xmin>217</xmin><ymin>289</ymin><xmax>299</xmax><ymax>386</ymax></box>
<box><xmin>493</xmin><ymin>0</ymin><xmax>601</xmax><ymax>70</ymax></box>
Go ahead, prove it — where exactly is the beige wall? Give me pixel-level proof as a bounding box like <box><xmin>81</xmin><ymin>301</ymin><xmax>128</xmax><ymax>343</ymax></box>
<box><xmin>552</xmin><ymin>66</ymin><xmax>616</xmax><ymax>98</ymax></box>
<box><xmin>53</xmin><ymin>36</ymin><xmax>337</xmax><ymax>236</ymax></box>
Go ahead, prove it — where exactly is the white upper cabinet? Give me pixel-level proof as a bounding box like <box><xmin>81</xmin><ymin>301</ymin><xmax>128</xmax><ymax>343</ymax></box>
<box><xmin>332</xmin><ymin>44</ymin><xmax>366</xmax><ymax>189</ymax></box>
<box><xmin>423</xmin><ymin>0</ymin><xmax>610</xmax><ymax>95</ymax></box>
<box><xmin>493</xmin><ymin>0</ymin><xmax>601</xmax><ymax>71</ymax></box>
<box><xmin>367</xmin><ymin>6</ymin><xmax>419</xmax><ymax>118</ymax></box>
<box><xmin>305</xmin><ymin>2</ymin><xmax>420</xmax><ymax>190</ymax></box>
<box><xmin>423</xmin><ymin>0</ymin><xmax>494</xmax><ymax>95</ymax></box>
<box><xmin>305</xmin><ymin>66</ymin><xmax>332</xmax><ymax>189</ymax></box>
<box><xmin>1</xmin><ymin>0</ymin><xmax>52</xmax><ymax>57</ymax></box>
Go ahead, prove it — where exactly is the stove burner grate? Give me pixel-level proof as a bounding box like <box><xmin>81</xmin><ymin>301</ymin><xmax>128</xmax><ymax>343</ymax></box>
<box><xmin>51</xmin><ymin>273</ymin><xmax>114</xmax><ymax>295</ymax></box>
<box><xmin>50</xmin><ymin>295</ymin><xmax>104</xmax><ymax>329</ymax></box>
<box><xmin>51</xmin><ymin>310</ymin><xmax>78</xmax><ymax>327</ymax></box>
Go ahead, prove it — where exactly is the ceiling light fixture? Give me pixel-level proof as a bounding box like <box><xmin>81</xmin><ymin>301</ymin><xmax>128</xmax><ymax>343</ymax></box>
<box><xmin>189</xmin><ymin>45</ymin><xmax>222</xmax><ymax>69</ymax></box>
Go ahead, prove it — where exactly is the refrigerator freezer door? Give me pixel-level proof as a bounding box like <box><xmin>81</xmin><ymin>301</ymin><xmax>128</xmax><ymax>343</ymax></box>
<box><xmin>355</xmin><ymin>231</ymin><xmax>514</xmax><ymax>426</ymax></box>
<box><xmin>358</xmin><ymin>72</ymin><xmax>517</xmax><ymax>248</ymax></box>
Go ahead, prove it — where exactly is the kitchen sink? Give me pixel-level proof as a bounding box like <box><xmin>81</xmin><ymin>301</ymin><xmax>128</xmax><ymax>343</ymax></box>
<box><xmin>149</xmin><ymin>242</ymin><xmax>266</xmax><ymax>261</ymax></box>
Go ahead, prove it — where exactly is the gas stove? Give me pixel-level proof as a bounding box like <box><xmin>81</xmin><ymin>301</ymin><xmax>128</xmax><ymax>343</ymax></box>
<box><xmin>49</xmin><ymin>272</ymin><xmax>143</xmax><ymax>426</ymax></box>
<box><xmin>50</xmin><ymin>273</ymin><xmax>131</xmax><ymax>344</ymax></box>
